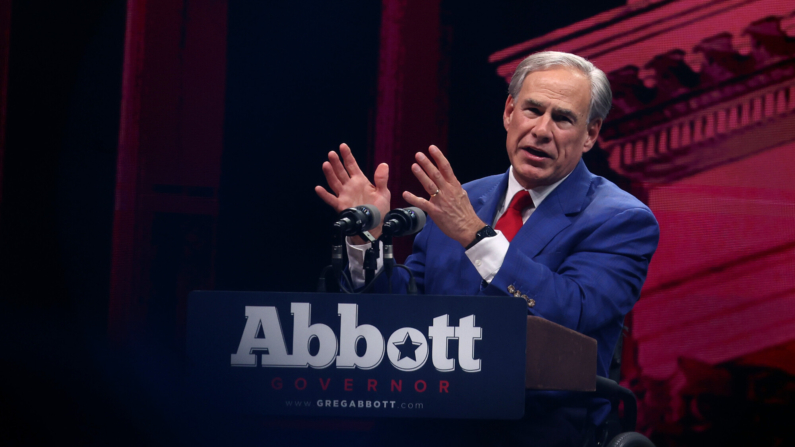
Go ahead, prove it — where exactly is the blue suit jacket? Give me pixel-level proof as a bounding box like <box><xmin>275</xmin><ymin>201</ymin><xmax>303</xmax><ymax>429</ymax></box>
<box><xmin>384</xmin><ymin>159</ymin><xmax>660</xmax><ymax>379</ymax></box>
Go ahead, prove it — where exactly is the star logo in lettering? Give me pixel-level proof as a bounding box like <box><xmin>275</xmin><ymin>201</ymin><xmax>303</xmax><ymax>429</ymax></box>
<box><xmin>392</xmin><ymin>332</ymin><xmax>422</xmax><ymax>361</ymax></box>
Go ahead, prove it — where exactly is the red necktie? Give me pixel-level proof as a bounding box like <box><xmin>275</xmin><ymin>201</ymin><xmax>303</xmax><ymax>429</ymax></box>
<box><xmin>495</xmin><ymin>190</ymin><xmax>534</xmax><ymax>242</ymax></box>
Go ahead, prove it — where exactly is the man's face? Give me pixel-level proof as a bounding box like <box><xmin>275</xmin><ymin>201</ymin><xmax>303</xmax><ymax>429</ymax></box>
<box><xmin>503</xmin><ymin>67</ymin><xmax>602</xmax><ymax>189</ymax></box>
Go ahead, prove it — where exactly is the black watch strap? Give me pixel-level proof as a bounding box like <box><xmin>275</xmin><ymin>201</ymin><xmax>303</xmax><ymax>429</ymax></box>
<box><xmin>465</xmin><ymin>225</ymin><xmax>497</xmax><ymax>250</ymax></box>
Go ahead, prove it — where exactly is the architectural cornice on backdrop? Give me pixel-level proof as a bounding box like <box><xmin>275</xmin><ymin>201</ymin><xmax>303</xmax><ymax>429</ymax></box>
<box><xmin>489</xmin><ymin>0</ymin><xmax>675</xmax><ymax>71</ymax></box>
<box><xmin>605</xmin><ymin>62</ymin><xmax>795</xmax><ymax>183</ymax></box>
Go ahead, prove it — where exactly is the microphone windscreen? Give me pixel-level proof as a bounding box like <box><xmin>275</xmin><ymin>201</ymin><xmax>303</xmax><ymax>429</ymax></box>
<box><xmin>405</xmin><ymin>207</ymin><xmax>426</xmax><ymax>233</ymax></box>
<box><xmin>357</xmin><ymin>204</ymin><xmax>381</xmax><ymax>231</ymax></box>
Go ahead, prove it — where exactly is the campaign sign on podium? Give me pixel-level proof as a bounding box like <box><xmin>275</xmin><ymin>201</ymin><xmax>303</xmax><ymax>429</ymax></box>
<box><xmin>187</xmin><ymin>291</ymin><xmax>527</xmax><ymax>419</ymax></box>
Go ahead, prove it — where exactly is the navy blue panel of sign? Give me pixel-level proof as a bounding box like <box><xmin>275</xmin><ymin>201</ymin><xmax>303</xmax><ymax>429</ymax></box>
<box><xmin>187</xmin><ymin>291</ymin><xmax>527</xmax><ymax>420</ymax></box>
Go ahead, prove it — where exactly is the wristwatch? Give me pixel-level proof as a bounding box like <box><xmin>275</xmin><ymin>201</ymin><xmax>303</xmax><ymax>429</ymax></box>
<box><xmin>466</xmin><ymin>225</ymin><xmax>497</xmax><ymax>250</ymax></box>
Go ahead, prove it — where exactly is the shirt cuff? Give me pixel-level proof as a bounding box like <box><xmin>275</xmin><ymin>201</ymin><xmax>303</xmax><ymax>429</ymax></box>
<box><xmin>346</xmin><ymin>237</ymin><xmax>384</xmax><ymax>289</ymax></box>
<box><xmin>464</xmin><ymin>231</ymin><xmax>509</xmax><ymax>283</ymax></box>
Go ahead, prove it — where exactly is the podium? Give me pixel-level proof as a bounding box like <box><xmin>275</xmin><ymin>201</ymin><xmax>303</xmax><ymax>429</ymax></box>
<box><xmin>524</xmin><ymin>315</ymin><xmax>596</xmax><ymax>392</ymax></box>
<box><xmin>187</xmin><ymin>291</ymin><xmax>599</xmax><ymax>420</ymax></box>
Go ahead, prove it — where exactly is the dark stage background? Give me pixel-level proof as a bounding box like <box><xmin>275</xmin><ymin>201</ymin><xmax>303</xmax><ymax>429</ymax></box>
<box><xmin>2</xmin><ymin>0</ymin><xmax>794</xmax><ymax>445</ymax></box>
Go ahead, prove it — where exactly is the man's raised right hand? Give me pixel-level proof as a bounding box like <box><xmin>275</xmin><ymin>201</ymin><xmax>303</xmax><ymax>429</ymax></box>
<box><xmin>315</xmin><ymin>143</ymin><xmax>391</xmax><ymax>240</ymax></box>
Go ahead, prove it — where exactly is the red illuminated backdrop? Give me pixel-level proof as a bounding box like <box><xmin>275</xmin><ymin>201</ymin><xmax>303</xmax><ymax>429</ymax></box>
<box><xmin>3</xmin><ymin>0</ymin><xmax>791</xmax><ymax>444</ymax></box>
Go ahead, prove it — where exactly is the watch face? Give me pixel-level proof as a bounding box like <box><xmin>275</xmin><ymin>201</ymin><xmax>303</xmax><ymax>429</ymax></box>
<box><xmin>480</xmin><ymin>226</ymin><xmax>496</xmax><ymax>238</ymax></box>
<box><xmin>467</xmin><ymin>226</ymin><xmax>497</xmax><ymax>250</ymax></box>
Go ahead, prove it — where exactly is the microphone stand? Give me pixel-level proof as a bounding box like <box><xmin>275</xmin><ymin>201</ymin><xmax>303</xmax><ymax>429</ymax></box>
<box><xmin>331</xmin><ymin>225</ymin><xmax>345</xmax><ymax>279</ymax></box>
<box><xmin>318</xmin><ymin>225</ymin><xmax>348</xmax><ymax>293</ymax></box>
<box><xmin>382</xmin><ymin>234</ymin><xmax>394</xmax><ymax>294</ymax></box>
<box><xmin>358</xmin><ymin>231</ymin><xmax>378</xmax><ymax>288</ymax></box>
<box><xmin>379</xmin><ymin>231</ymin><xmax>418</xmax><ymax>295</ymax></box>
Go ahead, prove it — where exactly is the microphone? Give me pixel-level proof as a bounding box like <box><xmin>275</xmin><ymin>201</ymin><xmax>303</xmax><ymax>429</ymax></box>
<box><xmin>330</xmin><ymin>204</ymin><xmax>381</xmax><ymax>292</ymax></box>
<box><xmin>382</xmin><ymin>207</ymin><xmax>426</xmax><ymax>237</ymax></box>
<box><xmin>334</xmin><ymin>204</ymin><xmax>382</xmax><ymax>236</ymax></box>
<box><xmin>381</xmin><ymin>207</ymin><xmax>425</xmax><ymax>294</ymax></box>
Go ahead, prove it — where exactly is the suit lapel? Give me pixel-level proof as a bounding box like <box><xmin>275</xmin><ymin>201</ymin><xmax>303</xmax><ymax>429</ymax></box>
<box><xmin>510</xmin><ymin>160</ymin><xmax>593</xmax><ymax>258</ymax></box>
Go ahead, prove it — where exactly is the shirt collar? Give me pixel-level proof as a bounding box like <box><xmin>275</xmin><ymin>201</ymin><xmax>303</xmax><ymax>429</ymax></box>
<box><xmin>503</xmin><ymin>165</ymin><xmax>571</xmax><ymax>211</ymax></box>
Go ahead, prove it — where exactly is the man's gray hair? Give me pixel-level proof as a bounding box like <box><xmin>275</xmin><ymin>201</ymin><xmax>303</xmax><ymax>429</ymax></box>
<box><xmin>507</xmin><ymin>51</ymin><xmax>612</xmax><ymax>124</ymax></box>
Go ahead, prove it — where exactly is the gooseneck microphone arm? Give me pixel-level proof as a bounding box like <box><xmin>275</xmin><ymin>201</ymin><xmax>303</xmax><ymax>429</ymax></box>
<box><xmin>359</xmin><ymin>231</ymin><xmax>379</xmax><ymax>288</ymax></box>
<box><xmin>382</xmin><ymin>233</ymin><xmax>394</xmax><ymax>294</ymax></box>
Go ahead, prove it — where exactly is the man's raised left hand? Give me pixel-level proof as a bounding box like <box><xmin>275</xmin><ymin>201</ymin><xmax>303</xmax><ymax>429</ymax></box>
<box><xmin>403</xmin><ymin>145</ymin><xmax>486</xmax><ymax>248</ymax></box>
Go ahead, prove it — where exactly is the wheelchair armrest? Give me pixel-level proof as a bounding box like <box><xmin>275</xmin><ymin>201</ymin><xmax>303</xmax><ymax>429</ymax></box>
<box><xmin>594</xmin><ymin>376</ymin><xmax>638</xmax><ymax>433</ymax></box>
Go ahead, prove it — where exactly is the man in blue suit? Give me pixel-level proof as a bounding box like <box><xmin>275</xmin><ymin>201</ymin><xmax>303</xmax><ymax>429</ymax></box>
<box><xmin>316</xmin><ymin>51</ymin><xmax>659</xmax><ymax>446</ymax></box>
